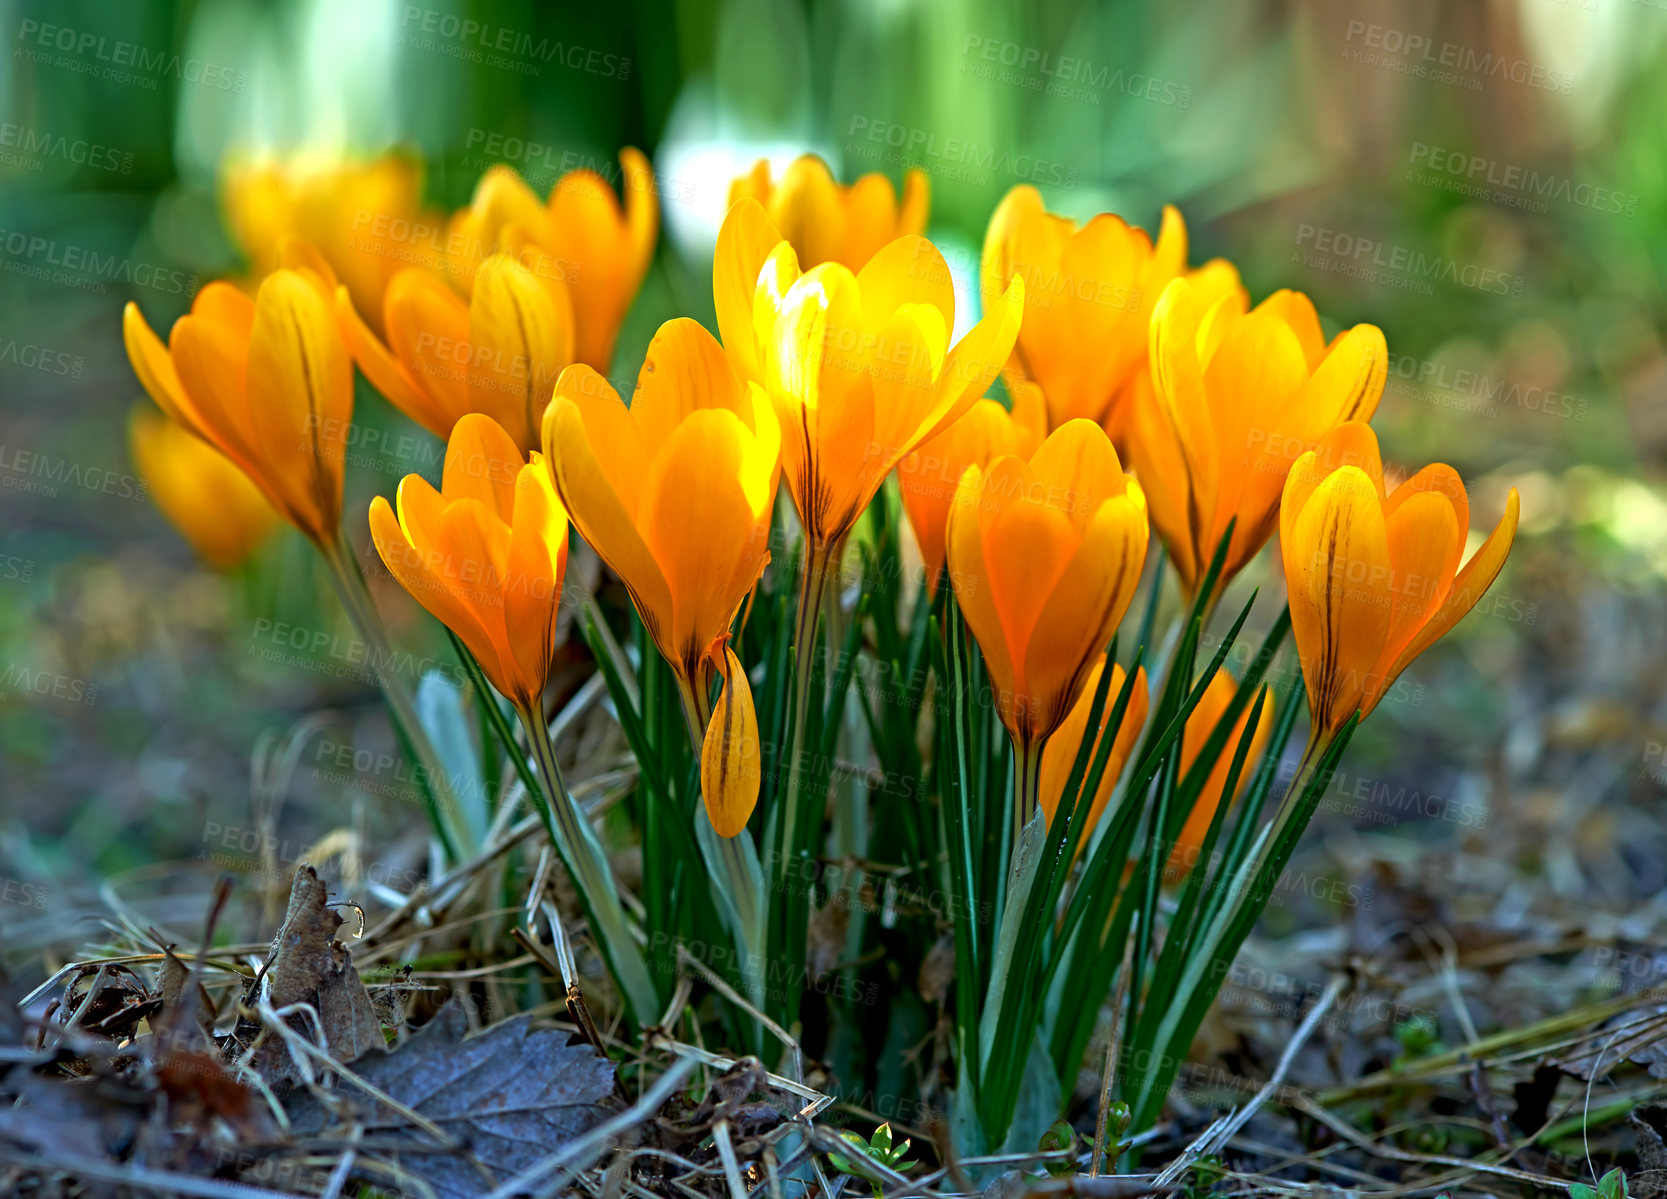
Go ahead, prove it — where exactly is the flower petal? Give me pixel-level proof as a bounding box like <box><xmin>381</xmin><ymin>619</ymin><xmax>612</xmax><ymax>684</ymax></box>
<box><xmin>1282</xmin><ymin>465</ymin><xmax>1392</xmax><ymax>734</ymax></box>
<box><xmin>702</xmin><ymin>642</ymin><xmax>761</xmax><ymax>838</ymax></box>
<box><xmin>714</xmin><ymin>197</ymin><xmax>789</xmax><ymax>383</ymax></box>
<box><xmin>1385</xmin><ymin>488</ymin><xmax>1520</xmax><ymax>686</ymax></box>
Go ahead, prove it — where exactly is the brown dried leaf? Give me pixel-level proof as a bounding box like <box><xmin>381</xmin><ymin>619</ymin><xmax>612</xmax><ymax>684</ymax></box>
<box><xmin>285</xmin><ymin>1001</ymin><xmax>618</xmax><ymax>1199</ymax></box>
<box><xmin>252</xmin><ymin>864</ymin><xmax>383</xmax><ymax>1083</ymax></box>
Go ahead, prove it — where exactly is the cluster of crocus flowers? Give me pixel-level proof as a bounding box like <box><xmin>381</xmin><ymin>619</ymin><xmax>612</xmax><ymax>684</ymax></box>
<box><xmin>729</xmin><ymin>154</ymin><xmax>929</xmax><ymax>271</ymax></box>
<box><xmin>1136</xmin><ymin>278</ymin><xmax>1388</xmax><ymax>606</ymax></box>
<box><xmin>444</xmin><ymin>150</ymin><xmax>657</xmax><ymax>372</ymax></box>
<box><xmin>368</xmin><ymin>413</ymin><xmax>569</xmax><ymax>710</ymax></box>
<box><xmin>341</xmin><ymin>253</ymin><xmax>575</xmax><ymax>453</ymax></box>
<box><xmin>946</xmin><ymin>420</ymin><xmax>1150</xmax><ymax>821</ymax></box>
<box><xmin>129</xmin><ymin>405</ymin><xmax>278</xmax><ymax>570</ymax></box>
<box><xmin>222</xmin><ymin>151</ymin><xmax>433</xmax><ymax>334</ymax></box>
<box><xmin>980</xmin><ymin>187</ymin><xmax>1187</xmax><ymax>432</ymax></box>
<box><xmin>542</xmin><ymin>319</ymin><xmax>780</xmax><ymax>837</ymax></box>
<box><xmin>123</xmin><ymin>241</ymin><xmax>353</xmax><ymax>550</ymax></box>
<box><xmin>1280</xmin><ymin>422</ymin><xmax>1520</xmax><ymax>738</ymax></box>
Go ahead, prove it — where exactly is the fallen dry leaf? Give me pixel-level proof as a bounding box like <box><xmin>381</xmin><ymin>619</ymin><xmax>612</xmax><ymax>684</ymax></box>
<box><xmin>251</xmin><ymin>864</ymin><xmax>383</xmax><ymax>1083</ymax></box>
<box><xmin>284</xmin><ymin>1001</ymin><xmax>618</xmax><ymax>1199</ymax></box>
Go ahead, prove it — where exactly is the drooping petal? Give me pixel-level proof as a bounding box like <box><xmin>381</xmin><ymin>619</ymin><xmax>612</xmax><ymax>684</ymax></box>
<box><xmin>130</xmin><ymin>405</ymin><xmax>276</xmax><ymax>570</ymax></box>
<box><xmin>701</xmin><ymin>641</ymin><xmax>761</xmax><ymax>838</ymax></box>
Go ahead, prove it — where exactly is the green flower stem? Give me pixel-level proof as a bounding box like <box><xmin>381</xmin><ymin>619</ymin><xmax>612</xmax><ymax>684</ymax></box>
<box><xmin>320</xmin><ymin>536</ymin><xmax>463</xmax><ymax>862</ymax></box>
<box><xmin>516</xmin><ymin>698</ymin><xmax>660</xmax><ymax>1027</ymax></box>
<box><xmin>777</xmin><ymin>538</ymin><xmax>836</xmax><ymax>891</ymax></box>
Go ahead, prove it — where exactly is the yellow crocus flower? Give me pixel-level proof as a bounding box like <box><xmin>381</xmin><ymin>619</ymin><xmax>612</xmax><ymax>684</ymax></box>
<box><xmin>1141</xmin><ymin>277</ymin><xmax>1388</xmax><ymax>606</ymax></box>
<box><xmin>1280</xmin><ymin>422</ymin><xmax>1519</xmax><ymax>738</ymax></box>
<box><xmin>123</xmin><ymin>242</ymin><xmax>353</xmax><ymax>549</ymax></box>
<box><xmin>444</xmin><ymin>149</ymin><xmax>657</xmax><ymax>373</ymax></box>
<box><xmin>368</xmin><ymin>413</ymin><xmax>568</xmax><ymax>709</ymax></box>
<box><xmin>979</xmin><ymin>187</ymin><xmax>1187</xmax><ymax>431</ymax></box>
<box><xmin>542</xmin><ymin>318</ymin><xmax>779</xmax><ymax>837</ymax></box>
<box><xmin>222</xmin><ymin>151</ymin><xmax>433</xmax><ymax>334</ymax></box>
<box><xmin>946</xmin><ymin>419</ymin><xmax>1150</xmax><ymax>819</ymax></box>
<box><xmin>728</xmin><ymin>154</ymin><xmax>929</xmax><ymax>271</ymax></box>
<box><xmin>340</xmin><ymin>252</ymin><xmax>575</xmax><ymax>453</ymax></box>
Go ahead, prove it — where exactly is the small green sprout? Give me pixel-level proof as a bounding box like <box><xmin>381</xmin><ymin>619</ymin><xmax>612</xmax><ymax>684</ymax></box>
<box><xmin>830</xmin><ymin>1122</ymin><xmax>914</xmax><ymax>1198</ymax></box>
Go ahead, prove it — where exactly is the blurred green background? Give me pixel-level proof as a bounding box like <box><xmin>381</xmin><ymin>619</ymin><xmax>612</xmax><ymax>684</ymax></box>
<box><xmin>3</xmin><ymin>0</ymin><xmax>1666</xmax><ymax>962</ymax></box>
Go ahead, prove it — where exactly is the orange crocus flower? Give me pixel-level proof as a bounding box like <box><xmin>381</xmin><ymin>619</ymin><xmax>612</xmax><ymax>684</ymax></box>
<box><xmin>1141</xmin><ymin>277</ymin><xmax>1388</xmax><ymax>605</ymax></box>
<box><xmin>1164</xmin><ymin>669</ymin><xmax>1275</xmax><ymax>882</ymax></box>
<box><xmin>444</xmin><ymin>150</ymin><xmax>657</xmax><ymax>372</ymax></box>
<box><xmin>715</xmin><ymin>198</ymin><xmax>1023</xmax><ymax>562</ymax></box>
<box><xmin>339</xmin><ymin>252</ymin><xmax>575</xmax><ymax>453</ymax></box>
<box><xmin>1280</xmin><ymin>422</ymin><xmax>1520</xmax><ymax>738</ymax></box>
<box><xmin>123</xmin><ymin>243</ymin><xmax>353</xmax><ymax>549</ymax></box>
<box><xmin>896</xmin><ymin>386</ymin><xmax>1045</xmax><ymax>593</ymax></box>
<box><xmin>729</xmin><ymin>154</ymin><xmax>930</xmax><ymax>271</ymax></box>
<box><xmin>222</xmin><ymin>151</ymin><xmax>434</xmax><ymax>334</ymax></box>
<box><xmin>368</xmin><ymin>413</ymin><xmax>569</xmax><ymax>709</ymax></box>
<box><xmin>130</xmin><ymin>405</ymin><xmax>278</xmax><ymax>570</ymax></box>
<box><xmin>980</xmin><ymin>188</ymin><xmax>1187</xmax><ymax>431</ymax></box>
<box><xmin>542</xmin><ymin>319</ymin><xmax>780</xmax><ymax>837</ymax></box>
<box><xmin>1038</xmin><ymin>655</ymin><xmax>1149</xmax><ymax>836</ymax></box>
<box><xmin>946</xmin><ymin>419</ymin><xmax>1150</xmax><ymax>810</ymax></box>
